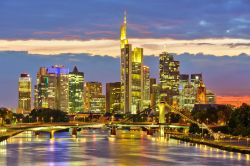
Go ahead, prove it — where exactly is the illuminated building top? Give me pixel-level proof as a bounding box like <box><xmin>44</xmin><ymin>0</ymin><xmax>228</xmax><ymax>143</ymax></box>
<box><xmin>120</xmin><ymin>11</ymin><xmax>128</xmax><ymax>49</ymax></box>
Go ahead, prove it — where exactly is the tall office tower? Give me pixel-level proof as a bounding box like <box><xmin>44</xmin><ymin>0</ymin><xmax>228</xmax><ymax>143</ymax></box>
<box><xmin>178</xmin><ymin>74</ymin><xmax>196</xmax><ymax>111</ymax></box>
<box><xmin>47</xmin><ymin>65</ymin><xmax>69</xmax><ymax>112</ymax></box>
<box><xmin>84</xmin><ymin>82</ymin><xmax>102</xmax><ymax>112</ymax></box>
<box><xmin>149</xmin><ymin>78</ymin><xmax>158</xmax><ymax>108</ymax></box>
<box><xmin>106</xmin><ymin>82</ymin><xmax>121</xmax><ymax>113</ymax></box>
<box><xmin>159</xmin><ymin>52</ymin><xmax>180</xmax><ymax>105</ymax></box>
<box><xmin>68</xmin><ymin>66</ymin><xmax>84</xmax><ymax>113</ymax></box>
<box><xmin>196</xmin><ymin>80</ymin><xmax>207</xmax><ymax>104</ymax></box>
<box><xmin>206</xmin><ymin>90</ymin><xmax>216</xmax><ymax>104</ymax></box>
<box><xmin>18</xmin><ymin>73</ymin><xmax>32</xmax><ymax>114</ymax></box>
<box><xmin>179</xmin><ymin>74</ymin><xmax>189</xmax><ymax>91</ymax></box>
<box><xmin>142</xmin><ymin>65</ymin><xmax>150</xmax><ymax>109</ymax></box>
<box><xmin>34</xmin><ymin>67</ymin><xmax>49</xmax><ymax>109</ymax></box>
<box><xmin>131</xmin><ymin>47</ymin><xmax>143</xmax><ymax>114</ymax></box>
<box><xmin>34</xmin><ymin>65</ymin><xmax>69</xmax><ymax>112</ymax></box>
<box><xmin>120</xmin><ymin>12</ymin><xmax>143</xmax><ymax>114</ymax></box>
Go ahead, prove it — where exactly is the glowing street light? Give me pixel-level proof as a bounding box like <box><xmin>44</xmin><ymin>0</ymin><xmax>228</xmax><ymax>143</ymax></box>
<box><xmin>50</xmin><ymin>117</ymin><xmax>53</xmax><ymax>123</ymax></box>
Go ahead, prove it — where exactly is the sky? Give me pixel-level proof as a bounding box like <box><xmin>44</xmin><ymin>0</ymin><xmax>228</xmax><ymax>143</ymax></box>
<box><xmin>0</xmin><ymin>0</ymin><xmax>250</xmax><ymax>107</ymax></box>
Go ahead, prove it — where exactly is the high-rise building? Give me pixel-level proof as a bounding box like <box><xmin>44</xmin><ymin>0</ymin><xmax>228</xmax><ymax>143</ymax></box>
<box><xmin>34</xmin><ymin>67</ymin><xmax>49</xmax><ymax>109</ymax></box>
<box><xmin>131</xmin><ymin>47</ymin><xmax>143</xmax><ymax>114</ymax></box>
<box><xmin>120</xmin><ymin>12</ymin><xmax>143</xmax><ymax>114</ymax></box>
<box><xmin>159</xmin><ymin>52</ymin><xmax>180</xmax><ymax>105</ymax></box>
<box><xmin>69</xmin><ymin>66</ymin><xmax>84</xmax><ymax>113</ymax></box>
<box><xmin>178</xmin><ymin>74</ymin><xmax>196</xmax><ymax>111</ymax></box>
<box><xmin>106</xmin><ymin>82</ymin><xmax>121</xmax><ymax>113</ymax></box>
<box><xmin>18</xmin><ymin>73</ymin><xmax>32</xmax><ymax>114</ymax></box>
<box><xmin>84</xmin><ymin>81</ymin><xmax>102</xmax><ymax>112</ymax></box>
<box><xmin>142</xmin><ymin>65</ymin><xmax>150</xmax><ymax>109</ymax></box>
<box><xmin>90</xmin><ymin>95</ymin><xmax>106</xmax><ymax>113</ymax></box>
<box><xmin>34</xmin><ymin>65</ymin><xmax>69</xmax><ymax>112</ymax></box>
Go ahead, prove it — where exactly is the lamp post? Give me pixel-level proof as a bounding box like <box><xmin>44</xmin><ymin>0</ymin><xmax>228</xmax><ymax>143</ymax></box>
<box><xmin>50</xmin><ymin>117</ymin><xmax>53</xmax><ymax>123</ymax></box>
<box><xmin>36</xmin><ymin>117</ymin><xmax>39</xmax><ymax>123</ymax></box>
<box><xmin>206</xmin><ymin>118</ymin><xmax>209</xmax><ymax>124</ymax></box>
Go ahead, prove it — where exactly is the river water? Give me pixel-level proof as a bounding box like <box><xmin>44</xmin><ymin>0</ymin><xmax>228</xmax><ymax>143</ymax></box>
<box><xmin>0</xmin><ymin>129</ymin><xmax>249</xmax><ymax>166</ymax></box>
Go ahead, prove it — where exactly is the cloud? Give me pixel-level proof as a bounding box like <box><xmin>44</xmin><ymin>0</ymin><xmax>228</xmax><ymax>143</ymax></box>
<box><xmin>1</xmin><ymin>38</ymin><xmax>250</xmax><ymax>56</ymax></box>
<box><xmin>0</xmin><ymin>0</ymin><xmax>250</xmax><ymax>40</ymax></box>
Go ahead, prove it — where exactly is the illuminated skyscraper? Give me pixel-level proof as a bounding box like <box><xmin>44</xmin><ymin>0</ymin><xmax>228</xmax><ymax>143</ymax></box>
<box><xmin>159</xmin><ymin>52</ymin><xmax>180</xmax><ymax>105</ymax></box>
<box><xmin>18</xmin><ymin>73</ymin><xmax>31</xmax><ymax>114</ymax></box>
<box><xmin>69</xmin><ymin>66</ymin><xmax>84</xmax><ymax>113</ymax></box>
<box><xmin>34</xmin><ymin>65</ymin><xmax>69</xmax><ymax>112</ymax></box>
<box><xmin>106</xmin><ymin>82</ymin><xmax>121</xmax><ymax>113</ymax></box>
<box><xmin>34</xmin><ymin>67</ymin><xmax>49</xmax><ymax>109</ymax></box>
<box><xmin>179</xmin><ymin>74</ymin><xmax>196</xmax><ymax>111</ymax></box>
<box><xmin>142</xmin><ymin>65</ymin><xmax>150</xmax><ymax>109</ymax></box>
<box><xmin>84</xmin><ymin>81</ymin><xmax>102</xmax><ymax>112</ymax></box>
<box><xmin>120</xmin><ymin>12</ymin><xmax>143</xmax><ymax>114</ymax></box>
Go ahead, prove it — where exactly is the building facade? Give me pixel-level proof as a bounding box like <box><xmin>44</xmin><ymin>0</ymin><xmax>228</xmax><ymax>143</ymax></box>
<box><xmin>34</xmin><ymin>65</ymin><xmax>69</xmax><ymax>112</ymax></box>
<box><xmin>106</xmin><ymin>82</ymin><xmax>121</xmax><ymax>113</ymax></box>
<box><xmin>159</xmin><ymin>52</ymin><xmax>180</xmax><ymax>105</ymax></box>
<box><xmin>69</xmin><ymin>66</ymin><xmax>84</xmax><ymax>113</ymax></box>
<box><xmin>18</xmin><ymin>73</ymin><xmax>32</xmax><ymax>114</ymax></box>
<box><xmin>142</xmin><ymin>65</ymin><xmax>150</xmax><ymax>109</ymax></box>
<box><xmin>84</xmin><ymin>81</ymin><xmax>102</xmax><ymax>112</ymax></box>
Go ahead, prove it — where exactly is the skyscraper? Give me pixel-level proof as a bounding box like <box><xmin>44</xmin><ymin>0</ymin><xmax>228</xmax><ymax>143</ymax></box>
<box><xmin>142</xmin><ymin>65</ymin><xmax>150</xmax><ymax>109</ymax></box>
<box><xmin>18</xmin><ymin>73</ymin><xmax>31</xmax><ymax>114</ymax></box>
<box><xmin>159</xmin><ymin>52</ymin><xmax>180</xmax><ymax>105</ymax></box>
<box><xmin>69</xmin><ymin>66</ymin><xmax>84</xmax><ymax>113</ymax></box>
<box><xmin>34</xmin><ymin>67</ymin><xmax>49</xmax><ymax>109</ymax></box>
<box><xmin>106</xmin><ymin>82</ymin><xmax>121</xmax><ymax>113</ymax></box>
<box><xmin>84</xmin><ymin>81</ymin><xmax>103</xmax><ymax>112</ymax></box>
<box><xmin>34</xmin><ymin>65</ymin><xmax>69</xmax><ymax>112</ymax></box>
<box><xmin>179</xmin><ymin>74</ymin><xmax>196</xmax><ymax>112</ymax></box>
<box><xmin>120</xmin><ymin>12</ymin><xmax>143</xmax><ymax>114</ymax></box>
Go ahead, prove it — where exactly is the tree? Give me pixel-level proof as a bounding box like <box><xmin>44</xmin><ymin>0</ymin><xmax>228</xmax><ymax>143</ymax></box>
<box><xmin>228</xmin><ymin>103</ymin><xmax>250</xmax><ymax>136</ymax></box>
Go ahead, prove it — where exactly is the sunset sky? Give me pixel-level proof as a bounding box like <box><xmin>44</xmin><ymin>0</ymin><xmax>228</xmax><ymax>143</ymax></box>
<box><xmin>0</xmin><ymin>0</ymin><xmax>250</xmax><ymax>107</ymax></box>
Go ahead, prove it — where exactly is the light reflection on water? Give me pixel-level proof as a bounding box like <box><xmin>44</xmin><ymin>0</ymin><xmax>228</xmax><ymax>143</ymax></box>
<box><xmin>0</xmin><ymin>130</ymin><xmax>249</xmax><ymax>166</ymax></box>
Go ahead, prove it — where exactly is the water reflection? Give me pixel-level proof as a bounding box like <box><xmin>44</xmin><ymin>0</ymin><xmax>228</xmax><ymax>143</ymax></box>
<box><xmin>0</xmin><ymin>130</ymin><xmax>248</xmax><ymax>165</ymax></box>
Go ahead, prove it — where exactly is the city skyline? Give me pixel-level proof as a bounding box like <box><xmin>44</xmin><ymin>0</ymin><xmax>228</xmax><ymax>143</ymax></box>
<box><xmin>0</xmin><ymin>0</ymin><xmax>250</xmax><ymax>108</ymax></box>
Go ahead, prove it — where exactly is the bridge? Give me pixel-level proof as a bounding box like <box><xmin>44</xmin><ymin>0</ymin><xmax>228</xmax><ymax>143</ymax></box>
<box><xmin>1</xmin><ymin>101</ymin><xmax>219</xmax><ymax>140</ymax></box>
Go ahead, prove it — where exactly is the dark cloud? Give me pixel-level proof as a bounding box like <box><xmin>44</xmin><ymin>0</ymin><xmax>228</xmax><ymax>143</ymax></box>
<box><xmin>0</xmin><ymin>51</ymin><xmax>250</xmax><ymax>108</ymax></box>
<box><xmin>0</xmin><ymin>0</ymin><xmax>250</xmax><ymax>40</ymax></box>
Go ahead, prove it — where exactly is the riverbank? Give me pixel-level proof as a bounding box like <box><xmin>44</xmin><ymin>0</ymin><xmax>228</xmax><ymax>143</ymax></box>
<box><xmin>0</xmin><ymin>130</ymin><xmax>23</xmax><ymax>142</ymax></box>
<box><xmin>171</xmin><ymin>135</ymin><xmax>250</xmax><ymax>154</ymax></box>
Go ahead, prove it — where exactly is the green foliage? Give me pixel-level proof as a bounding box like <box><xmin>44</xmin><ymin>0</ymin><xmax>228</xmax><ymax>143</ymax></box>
<box><xmin>0</xmin><ymin>107</ymin><xmax>13</xmax><ymax>125</ymax></box>
<box><xmin>228</xmin><ymin>103</ymin><xmax>250</xmax><ymax>136</ymax></box>
<box><xmin>28</xmin><ymin>108</ymin><xmax>69</xmax><ymax>123</ymax></box>
<box><xmin>192</xmin><ymin>105</ymin><xmax>233</xmax><ymax>124</ymax></box>
<box><xmin>189</xmin><ymin>123</ymin><xmax>202</xmax><ymax>134</ymax></box>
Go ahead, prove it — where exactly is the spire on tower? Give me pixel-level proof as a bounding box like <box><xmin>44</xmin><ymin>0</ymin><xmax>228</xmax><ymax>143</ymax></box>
<box><xmin>124</xmin><ymin>10</ymin><xmax>127</xmax><ymax>24</ymax></box>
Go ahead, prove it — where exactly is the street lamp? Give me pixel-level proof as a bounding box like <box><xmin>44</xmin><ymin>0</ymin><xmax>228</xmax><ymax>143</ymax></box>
<box><xmin>36</xmin><ymin>117</ymin><xmax>39</xmax><ymax>123</ymax></box>
<box><xmin>42</xmin><ymin>117</ymin><xmax>44</xmax><ymax>123</ymax></box>
<box><xmin>206</xmin><ymin>118</ymin><xmax>209</xmax><ymax>124</ymax></box>
<box><xmin>50</xmin><ymin>117</ymin><xmax>53</xmax><ymax>123</ymax></box>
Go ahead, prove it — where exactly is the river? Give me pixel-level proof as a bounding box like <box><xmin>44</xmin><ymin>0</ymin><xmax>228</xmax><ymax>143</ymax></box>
<box><xmin>0</xmin><ymin>129</ymin><xmax>249</xmax><ymax>165</ymax></box>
